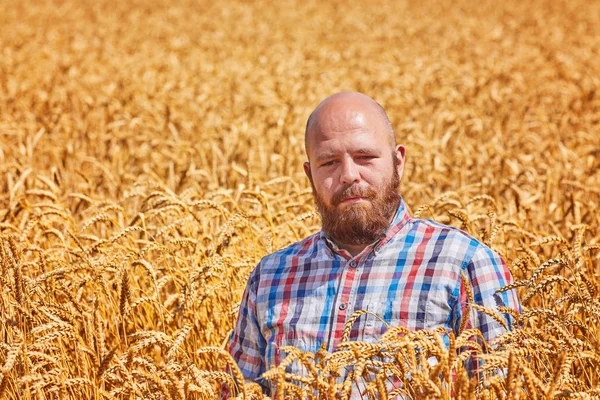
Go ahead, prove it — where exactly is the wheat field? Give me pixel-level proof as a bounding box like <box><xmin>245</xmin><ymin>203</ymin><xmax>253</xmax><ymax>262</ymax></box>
<box><xmin>1</xmin><ymin>0</ymin><xmax>599</xmax><ymax>398</ymax></box>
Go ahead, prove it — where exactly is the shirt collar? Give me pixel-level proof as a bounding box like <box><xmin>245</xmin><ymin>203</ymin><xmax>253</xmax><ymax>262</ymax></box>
<box><xmin>319</xmin><ymin>195</ymin><xmax>411</xmax><ymax>258</ymax></box>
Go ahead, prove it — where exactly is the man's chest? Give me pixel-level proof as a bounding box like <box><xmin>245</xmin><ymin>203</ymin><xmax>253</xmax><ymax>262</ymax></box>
<box><xmin>255</xmin><ymin>246</ymin><xmax>463</xmax><ymax>367</ymax></box>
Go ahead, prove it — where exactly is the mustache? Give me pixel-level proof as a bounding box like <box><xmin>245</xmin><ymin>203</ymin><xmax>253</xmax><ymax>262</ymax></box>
<box><xmin>331</xmin><ymin>185</ymin><xmax>377</xmax><ymax>206</ymax></box>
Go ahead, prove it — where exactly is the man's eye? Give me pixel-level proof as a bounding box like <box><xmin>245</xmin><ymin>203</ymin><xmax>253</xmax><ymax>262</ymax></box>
<box><xmin>357</xmin><ymin>156</ymin><xmax>375</xmax><ymax>161</ymax></box>
<box><xmin>322</xmin><ymin>160</ymin><xmax>337</xmax><ymax>167</ymax></box>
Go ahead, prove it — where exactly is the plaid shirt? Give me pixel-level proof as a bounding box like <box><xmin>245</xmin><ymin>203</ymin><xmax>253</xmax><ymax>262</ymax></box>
<box><xmin>229</xmin><ymin>196</ymin><xmax>520</xmax><ymax>392</ymax></box>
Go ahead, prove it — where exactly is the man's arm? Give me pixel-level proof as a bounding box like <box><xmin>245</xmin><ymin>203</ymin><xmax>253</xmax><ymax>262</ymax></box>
<box><xmin>453</xmin><ymin>244</ymin><xmax>522</xmax><ymax>373</ymax></box>
<box><xmin>228</xmin><ymin>269</ymin><xmax>269</xmax><ymax>393</ymax></box>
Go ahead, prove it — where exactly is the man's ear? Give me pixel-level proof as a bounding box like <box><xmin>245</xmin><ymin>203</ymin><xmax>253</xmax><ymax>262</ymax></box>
<box><xmin>303</xmin><ymin>161</ymin><xmax>312</xmax><ymax>183</ymax></box>
<box><xmin>395</xmin><ymin>145</ymin><xmax>406</xmax><ymax>179</ymax></box>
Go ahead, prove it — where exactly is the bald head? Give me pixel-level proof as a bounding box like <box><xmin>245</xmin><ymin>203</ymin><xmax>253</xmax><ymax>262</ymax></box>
<box><xmin>302</xmin><ymin>92</ymin><xmax>406</xmax><ymax>253</ymax></box>
<box><xmin>305</xmin><ymin>92</ymin><xmax>395</xmax><ymax>157</ymax></box>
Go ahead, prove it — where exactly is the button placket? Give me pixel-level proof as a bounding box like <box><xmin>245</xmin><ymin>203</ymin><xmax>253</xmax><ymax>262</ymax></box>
<box><xmin>330</xmin><ymin>256</ymin><xmax>359</xmax><ymax>349</ymax></box>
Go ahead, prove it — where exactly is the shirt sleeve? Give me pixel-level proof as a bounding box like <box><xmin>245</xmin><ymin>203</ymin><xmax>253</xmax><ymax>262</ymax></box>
<box><xmin>228</xmin><ymin>267</ymin><xmax>268</xmax><ymax>390</ymax></box>
<box><xmin>453</xmin><ymin>244</ymin><xmax>522</xmax><ymax>373</ymax></box>
<box><xmin>465</xmin><ymin>244</ymin><xmax>520</xmax><ymax>339</ymax></box>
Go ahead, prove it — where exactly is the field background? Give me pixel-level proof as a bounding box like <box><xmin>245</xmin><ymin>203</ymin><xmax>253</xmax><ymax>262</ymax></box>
<box><xmin>1</xmin><ymin>0</ymin><xmax>599</xmax><ymax>398</ymax></box>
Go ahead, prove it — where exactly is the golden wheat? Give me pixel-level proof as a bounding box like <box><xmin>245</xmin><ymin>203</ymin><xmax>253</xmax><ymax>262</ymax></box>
<box><xmin>1</xmin><ymin>0</ymin><xmax>600</xmax><ymax>398</ymax></box>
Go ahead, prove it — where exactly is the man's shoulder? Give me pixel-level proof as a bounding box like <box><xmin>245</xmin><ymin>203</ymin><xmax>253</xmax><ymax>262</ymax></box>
<box><xmin>399</xmin><ymin>216</ymin><xmax>507</xmax><ymax>275</ymax></box>
<box><xmin>244</xmin><ymin>232</ymin><xmax>323</xmax><ymax>295</ymax></box>
<box><xmin>254</xmin><ymin>232</ymin><xmax>322</xmax><ymax>270</ymax></box>
<box><xmin>405</xmin><ymin>216</ymin><xmax>492</xmax><ymax>254</ymax></box>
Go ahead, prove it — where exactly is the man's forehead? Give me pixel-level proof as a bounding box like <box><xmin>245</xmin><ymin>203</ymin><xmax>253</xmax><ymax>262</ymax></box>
<box><xmin>309</xmin><ymin>111</ymin><xmax>368</xmax><ymax>138</ymax></box>
<box><xmin>304</xmin><ymin>92</ymin><xmax>396</xmax><ymax>157</ymax></box>
<box><xmin>306</xmin><ymin>110</ymin><xmax>389</xmax><ymax>155</ymax></box>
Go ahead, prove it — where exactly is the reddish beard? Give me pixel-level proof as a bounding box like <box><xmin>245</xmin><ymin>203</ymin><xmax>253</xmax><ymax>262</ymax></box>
<box><xmin>312</xmin><ymin>165</ymin><xmax>401</xmax><ymax>246</ymax></box>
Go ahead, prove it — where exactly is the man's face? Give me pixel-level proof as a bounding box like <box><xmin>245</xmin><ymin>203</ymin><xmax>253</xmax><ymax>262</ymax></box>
<box><xmin>304</xmin><ymin>108</ymin><xmax>405</xmax><ymax>245</ymax></box>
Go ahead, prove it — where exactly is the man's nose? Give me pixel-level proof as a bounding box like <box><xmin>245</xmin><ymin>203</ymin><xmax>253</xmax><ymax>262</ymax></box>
<box><xmin>339</xmin><ymin>159</ymin><xmax>360</xmax><ymax>185</ymax></box>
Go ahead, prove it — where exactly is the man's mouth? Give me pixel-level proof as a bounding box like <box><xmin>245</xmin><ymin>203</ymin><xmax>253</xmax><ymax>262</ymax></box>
<box><xmin>339</xmin><ymin>196</ymin><xmax>367</xmax><ymax>205</ymax></box>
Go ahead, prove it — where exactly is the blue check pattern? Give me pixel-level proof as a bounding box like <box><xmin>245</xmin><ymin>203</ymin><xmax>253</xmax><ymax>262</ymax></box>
<box><xmin>229</xmin><ymin>196</ymin><xmax>521</xmax><ymax>393</ymax></box>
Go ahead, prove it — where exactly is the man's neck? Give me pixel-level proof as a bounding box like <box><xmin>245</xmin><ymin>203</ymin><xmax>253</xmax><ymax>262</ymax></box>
<box><xmin>338</xmin><ymin>243</ymin><xmax>368</xmax><ymax>258</ymax></box>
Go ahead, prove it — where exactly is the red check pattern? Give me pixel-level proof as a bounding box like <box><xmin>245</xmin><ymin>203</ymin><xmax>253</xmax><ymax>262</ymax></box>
<box><xmin>229</xmin><ymin>197</ymin><xmax>520</xmax><ymax>394</ymax></box>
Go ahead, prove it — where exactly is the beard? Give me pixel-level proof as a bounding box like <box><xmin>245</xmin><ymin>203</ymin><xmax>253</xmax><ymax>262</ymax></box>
<box><xmin>311</xmin><ymin>162</ymin><xmax>401</xmax><ymax>246</ymax></box>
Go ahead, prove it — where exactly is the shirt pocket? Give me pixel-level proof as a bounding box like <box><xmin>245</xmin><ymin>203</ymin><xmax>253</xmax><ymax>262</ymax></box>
<box><xmin>263</xmin><ymin>300</ymin><xmax>322</xmax><ymax>377</ymax></box>
<box><xmin>364</xmin><ymin>300</ymin><xmax>397</xmax><ymax>339</ymax></box>
<box><xmin>365</xmin><ymin>296</ymin><xmax>429</xmax><ymax>336</ymax></box>
<box><xmin>269</xmin><ymin>331</ymin><xmax>317</xmax><ymax>382</ymax></box>
<box><xmin>423</xmin><ymin>285</ymin><xmax>454</xmax><ymax>331</ymax></box>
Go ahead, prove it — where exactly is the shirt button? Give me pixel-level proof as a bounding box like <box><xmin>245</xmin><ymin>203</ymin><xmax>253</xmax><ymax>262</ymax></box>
<box><xmin>339</xmin><ymin>303</ymin><xmax>347</xmax><ymax>310</ymax></box>
<box><xmin>349</xmin><ymin>261</ymin><xmax>357</xmax><ymax>268</ymax></box>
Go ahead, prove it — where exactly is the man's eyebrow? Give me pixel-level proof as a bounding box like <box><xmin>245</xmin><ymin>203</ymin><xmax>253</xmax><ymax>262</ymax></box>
<box><xmin>314</xmin><ymin>148</ymin><xmax>381</xmax><ymax>162</ymax></box>
<box><xmin>315</xmin><ymin>152</ymin><xmax>336</xmax><ymax>162</ymax></box>
<box><xmin>354</xmin><ymin>148</ymin><xmax>381</xmax><ymax>155</ymax></box>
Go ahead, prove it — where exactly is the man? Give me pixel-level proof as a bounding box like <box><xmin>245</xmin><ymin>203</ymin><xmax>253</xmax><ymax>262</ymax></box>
<box><xmin>229</xmin><ymin>92</ymin><xmax>520</xmax><ymax>394</ymax></box>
